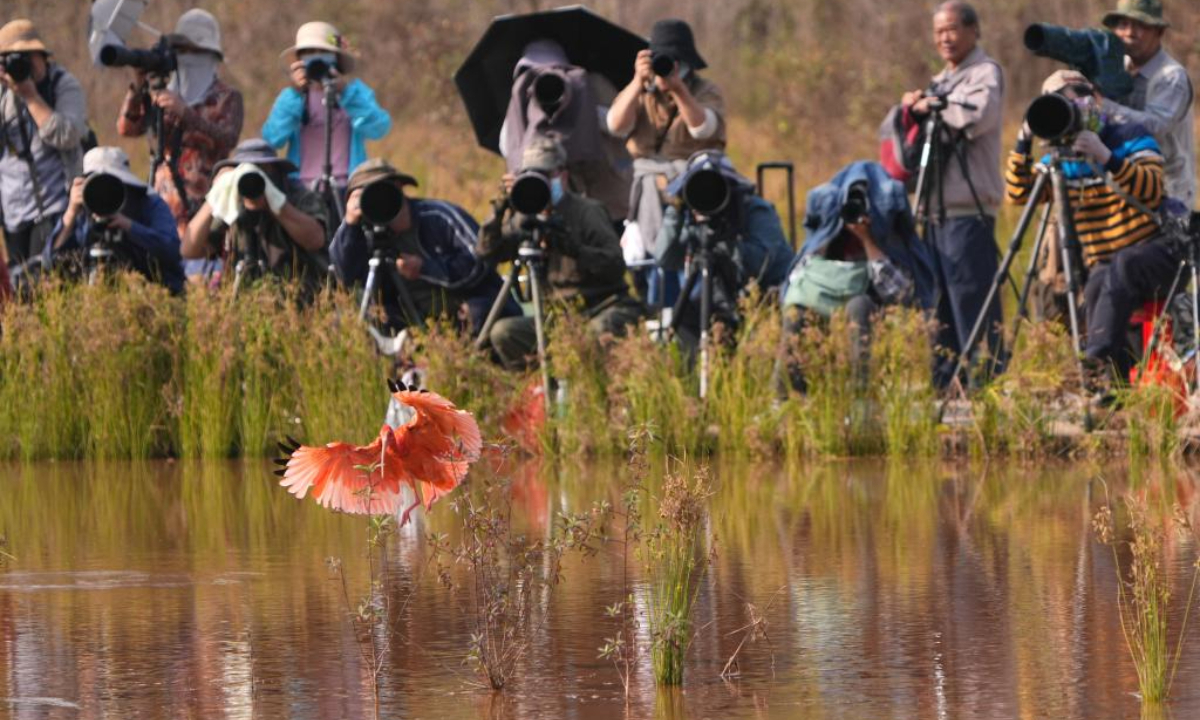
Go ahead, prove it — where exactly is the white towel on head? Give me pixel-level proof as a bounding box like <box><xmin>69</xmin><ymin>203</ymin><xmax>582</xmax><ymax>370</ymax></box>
<box><xmin>206</xmin><ymin>164</ymin><xmax>286</xmax><ymax>224</ymax></box>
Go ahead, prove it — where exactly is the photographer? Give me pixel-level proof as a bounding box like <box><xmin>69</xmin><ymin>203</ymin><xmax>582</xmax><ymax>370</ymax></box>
<box><xmin>899</xmin><ymin>1</ymin><xmax>1005</xmax><ymax>386</ymax></box>
<box><xmin>49</xmin><ymin>147</ymin><xmax>184</xmax><ymax>294</ymax></box>
<box><xmin>331</xmin><ymin>158</ymin><xmax>515</xmax><ymax>335</ymax></box>
<box><xmin>183</xmin><ymin>139</ymin><xmax>328</xmax><ymax>291</ymax></box>
<box><xmin>116</xmin><ymin>9</ymin><xmax>243</xmax><ymax>250</ymax></box>
<box><xmin>781</xmin><ymin>162</ymin><xmax>936</xmax><ymax>391</ymax></box>
<box><xmin>607</xmin><ymin>19</ymin><xmax>725</xmax><ymax>300</ymax></box>
<box><xmin>653</xmin><ymin>151</ymin><xmax>794</xmax><ymax>348</ymax></box>
<box><xmin>0</xmin><ymin>19</ymin><xmax>88</xmax><ymax>267</ymax></box>
<box><xmin>1006</xmin><ymin>71</ymin><xmax>1170</xmax><ymax>387</ymax></box>
<box><xmin>1097</xmin><ymin>0</ymin><xmax>1194</xmax><ymax>209</ymax></box>
<box><xmin>478</xmin><ymin>137</ymin><xmax>641</xmax><ymax>371</ymax></box>
<box><xmin>261</xmin><ymin>22</ymin><xmax>392</xmax><ymax>194</ymax></box>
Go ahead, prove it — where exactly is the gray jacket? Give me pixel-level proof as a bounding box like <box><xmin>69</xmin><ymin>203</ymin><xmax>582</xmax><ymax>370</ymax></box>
<box><xmin>1102</xmin><ymin>48</ymin><xmax>1195</xmax><ymax>210</ymax></box>
<box><xmin>928</xmin><ymin>47</ymin><xmax>1005</xmax><ymax>217</ymax></box>
<box><xmin>0</xmin><ymin>65</ymin><xmax>87</xmax><ymax>231</ymax></box>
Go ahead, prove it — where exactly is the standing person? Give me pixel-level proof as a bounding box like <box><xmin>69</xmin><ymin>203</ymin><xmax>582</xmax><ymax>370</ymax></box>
<box><xmin>116</xmin><ymin>9</ymin><xmax>243</xmax><ymax>262</ymax></box>
<box><xmin>899</xmin><ymin>1</ymin><xmax>1004</xmax><ymax>386</ymax></box>
<box><xmin>1098</xmin><ymin>0</ymin><xmax>1194</xmax><ymax>209</ymax></box>
<box><xmin>261</xmin><ymin>22</ymin><xmax>391</xmax><ymax>203</ymax></box>
<box><xmin>606</xmin><ymin>19</ymin><xmax>725</xmax><ymax>305</ymax></box>
<box><xmin>0</xmin><ymin>19</ymin><xmax>88</xmax><ymax>267</ymax></box>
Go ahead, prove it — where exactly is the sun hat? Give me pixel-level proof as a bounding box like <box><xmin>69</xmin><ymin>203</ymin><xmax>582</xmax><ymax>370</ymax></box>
<box><xmin>83</xmin><ymin>147</ymin><xmax>147</xmax><ymax>188</ymax></box>
<box><xmin>282</xmin><ymin>21</ymin><xmax>356</xmax><ymax>73</ymax></box>
<box><xmin>167</xmin><ymin>9</ymin><xmax>223</xmax><ymax>59</ymax></box>
<box><xmin>213</xmin><ymin>139</ymin><xmax>299</xmax><ymax>175</ymax></box>
<box><xmin>649</xmin><ymin>19</ymin><xmax>706</xmax><ymax>71</ymax></box>
<box><xmin>0</xmin><ymin>19</ymin><xmax>50</xmax><ymax>55</ymax></box>
<box><xmin>346</xmin><ymin>158</ymin><xmax>419</xmax><ymax>194</ymax></box>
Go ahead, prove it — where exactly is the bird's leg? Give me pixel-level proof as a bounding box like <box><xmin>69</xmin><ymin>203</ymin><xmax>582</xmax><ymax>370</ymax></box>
<box><xmin>398</xmin><ymin>498</ymin><xmax>421</xmax><ymax>527</ymax></box>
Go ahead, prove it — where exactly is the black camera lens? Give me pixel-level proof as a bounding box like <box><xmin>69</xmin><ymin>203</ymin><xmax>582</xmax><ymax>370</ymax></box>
<box><xmin>1025</xmin><ymin>93</ymin><xmax>1083</xmax><ymax>142</ymax></box>
<box><xmin>99</xmin><ymin>41</ymin><xmax>177</xmax><ymax>75</ymax></box>
<box><xmin>510</xmin><ymin>172</ymin><xmax>553</xmax><ymax>216</ymax></box>
<box><xmin>2</xmin><ymin>53</ymin><xmax>33</xmax><ymax>83</ymax></box>
<box><xmin>82</xmin><ymin>173</ymin><xmax>127</xmax><ymax>217</ymax></box>
<box><xmin>682</xmin><ymin>168</ymin><xmax>731</xmax><ymax>216</ymax></box>
<box><xmin>840</xmin><ymin>183</ymin><xmax>870</xmax><ymax>224</ymax></box>
<box><xmin>360</xmin><ymin>180</ymin><xmax>406</xmax><ymax>226</ymax></box>
<box><xmin>651</xmin><ymin>52</ymin><xmax>676</xmax><ymax>78</ymax></box>
<box><xmin>237</xmin><ymin>173</ymin><xmax>266</xmax><ymax>200</ymax></box>
<box><xmin>304</xmin><ymin>57</ymin><xmax>333</xmax><ymax>83</ymax></box>
<box><xmin>533</xmin><ymin>71</ymin><xmax>567</xmax><ymax>113</ymax></box>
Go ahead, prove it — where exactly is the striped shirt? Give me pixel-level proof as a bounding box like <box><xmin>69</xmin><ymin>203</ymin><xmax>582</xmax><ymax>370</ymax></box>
<box><xmin>1005</xmin><ymin>123</ymin><xmax>1164</xmax><ymax>266</ymax></box>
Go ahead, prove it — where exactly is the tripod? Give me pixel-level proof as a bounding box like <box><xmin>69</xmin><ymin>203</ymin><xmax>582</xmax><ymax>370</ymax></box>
<box><xmin>947</xmin><ymin>150</ymin><xmax>1091</xmax><ymax>415</ymax></box>
<box><xmin>475</xmin><ymin>230</ymin><xmax>552</xmax><ymax>415</ymax></box>
<box><xmin>667</xmin><ymin>218</ymin><xmax>720</xmax><ymax>400</ymax></box>
<box><xmin>85</xmin><ymin>223</ymin><xmax>121</xmax><ymax>286</ymax></box>
<box><xmin>357</xmin><ymin>225</ymin><xmax>425</xmax><ymax>331</ymax></box>
<box><xmin>311</xmin><ymin>79</ymin><xmax>345</xmax><ymax>229</ymax></box>
<box><xmin>227</xmin><ymin>211</ymin><xmax>267</xmax><ymax>298</ymax></box>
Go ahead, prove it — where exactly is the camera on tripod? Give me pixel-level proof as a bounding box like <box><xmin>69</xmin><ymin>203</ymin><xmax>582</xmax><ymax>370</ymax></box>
<box><xmin>1025</xmin><ymin>93</ymin><xmax>1089</xmax><ymax>144</ymax></box>
<box><xmin>531</xmin><ymin>70</ymin><xmax>568</xmax><ymax>115</ymax></box>
<box><xmin>1</xmin><ymin>52</ymin><xmax>33</xmax><ymax>83</ymax></box>
<box><xmin>1023</xmin><ymin>23</ymin><xmax>1132</xmax><ymax>99</ymax></box>
<box><xmin>682</xmin><ymin>167</ymin><xmax>732</xmax><ymax>217</ymax></box>
<box><xmin>303</xmin><ymin>54</ymin><xmax>337</xmax><ymax>83</ymax></box>
<box><xmin>82</xmin><ymin>173</ymin><xmax>127</xmax><ymax>219</ymax></box>
<box><xmin>509</xmin><ymin>171</ymin><xmax>553</xmax><ymax>217</ymax></box>
<box><xmin>99</xmin><ymin>37</ymin><xmax>177</xmax><ymax>76</ymax></box>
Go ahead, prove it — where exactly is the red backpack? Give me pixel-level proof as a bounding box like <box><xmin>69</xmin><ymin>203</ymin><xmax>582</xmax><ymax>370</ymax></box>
<box><xmin>878</xmin><ymin>104</ymin><xmax>924</xmax><ymax>185</ymax></box>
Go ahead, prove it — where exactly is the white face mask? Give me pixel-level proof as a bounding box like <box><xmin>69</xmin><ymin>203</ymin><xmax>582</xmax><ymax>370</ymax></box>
<box><xmin>169</xmin><ymin>51</ymin><xmax>218</xmax><ymax>106</ymax></box>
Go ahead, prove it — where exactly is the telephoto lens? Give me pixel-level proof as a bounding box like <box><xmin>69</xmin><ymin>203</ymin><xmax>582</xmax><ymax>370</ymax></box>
<box><xmin>2</xmin><ymin>53</ymin><xmax>33</xmax><ymax>83</ymax></box>
<box><xmin>1025</xmin><ymin>94</ymin><xmax>1083</xmax><ymax>143</ymax></box>
<box><xmin>840</xmin><ymin>183</ymin><xmax>870</xmax><ymax>224</ymax></box>
<box><xmin>509</xmin><ymin>172</ymin><xmax>552</xmax><ymax>216</ymax></box>
<box><xmin>651</xmin><ymin>52</ymin><xmax>676</xmax><ymax>78</ymax></box>
<box><xmin>533</xmin><ymin>71</ymin><xmax>567</xmax><ymax>113</ymax></box>
<box><xmin>82</xmin><ymin>173</ymin><xmax>127</xmax><ymax>218</ymax></box>
<box><xmin>360</xmin><ymin>180</ymin><xmax>406</xmax><ymax>226</ymax></box>
<box><xmin>98</xmin><ymin>41</ymin><xmax>177</xmax><ymax>75</ymax></box>
<box><xmin>237</xmin><ymin>173</ymin><xmax>266</xmax><ymax>200</ymax></box>
<box><xmin>682</xmin><ymin>168</ymin><xmax>731</xmax><ymax>216</ymax></box>
<box><xmin>304</xmin><ymin>56</ymin><xmax>333</xmax><ymax>83</ymax></box>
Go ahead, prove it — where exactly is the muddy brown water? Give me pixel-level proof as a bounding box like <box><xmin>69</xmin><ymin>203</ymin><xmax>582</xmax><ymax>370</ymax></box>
<box><xmin>2</xmin><ymin>459</ymin><xmax>1200</xmax><ymax>719</ymax></box>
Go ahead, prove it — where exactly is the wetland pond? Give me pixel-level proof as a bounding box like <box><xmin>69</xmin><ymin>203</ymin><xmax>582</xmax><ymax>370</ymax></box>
<box><xmin>3</xmin><ymin>459</ymin><xmax>1200</xmax><ymax>719</ymax></box>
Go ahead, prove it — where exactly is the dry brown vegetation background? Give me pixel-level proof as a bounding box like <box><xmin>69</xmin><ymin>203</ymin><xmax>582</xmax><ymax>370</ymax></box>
<box><xmin>8</xmin><ymin>0</ymin><xmax>1199</xmax><ymax>217</ymax></box>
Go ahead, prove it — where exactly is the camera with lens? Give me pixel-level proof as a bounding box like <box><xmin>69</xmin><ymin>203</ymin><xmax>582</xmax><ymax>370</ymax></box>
<box><xmin>682</xmin><ymin>167</ymin><xmax>733</xmax><ymax>218</ymax></box>
<box><xmin>82</xmin><ymin>173</ymin><xmax>127</xmax><ymax>219</ymax></box>
<box><xmin>2</xmin><ymin>52</ymin><xmax>33</xmax><ymax>83</ymax></box>
<box><xmin>509</xmin><ymin>171</ymin><xmax>553</xmax><ymax>217</ymax></box>
<box><xmin>359</xmin><ymin>179</ymin><xmax>406</xmax><ymax>228</ymax></box>
<box><xmin>99</xmin><ymin>37</ymin><xmax>177</xmax><ymax>76</ymax></box>
<box><xmin>651</xmin><ymin>52</ymin><xmax>676</xmax><ymax>78</ymax></box>
<box><xmin>1023</xmin><ymin>23</ymin><xmax>1132</xmax><ymax>99</ymax></box>
<box><xmin>236</xmin><ymin>172</ymin><xmax>266</xmax><ymax>201</ymax></box>
<box><xmin>840</xmin><ymin>182</ymin><xmax>870</xmax><ymax>225</ymax></box>
<box><xmin>303</xmin><ymin>54</ymin><xmax>337</xmax><ymax>84</ymax></box>
<box><xmin>532</xmin><ymin>70</ymin><xmax>568</xmax><ymax>115</ymax></box>
<box><xmin>1024</xmin><ymin>93</ymin><xmax>1086</xmax><ymax>145</ymax></box>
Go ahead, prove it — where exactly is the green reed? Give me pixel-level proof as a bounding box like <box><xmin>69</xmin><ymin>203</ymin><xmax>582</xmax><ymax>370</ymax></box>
<box><xmin>547</xmin><ymin>302</ymin><xmax>623</xmax><ymax>456</ymax></box>
<box><xmin>177</xmin><ymin>285</ymin><xmax>241</xmax><ymax>458</ymax></box>
<box><xmin>870</xmin><ymin>307</ymin><xmax>939</xmax><ymax>456</ymax></box>
<box><xmin>1122</xmin><ymin>383</ymin><xmax>1183</xmax><ymax>462</ymax></box>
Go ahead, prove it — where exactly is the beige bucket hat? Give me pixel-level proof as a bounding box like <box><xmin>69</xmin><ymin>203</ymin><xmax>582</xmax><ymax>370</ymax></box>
<box><xmin>0</xmin><ymin>19</ymin><xmax>51</xmax><ymax>55</ymax></box>
<box><xmin>166</xmin><ymin>9</ymin><xmax>223</xmax><ymax>59</ymax></box>
<box><xmin>282</xmin><ymin>21</ymin><xmax>356</xmax><ymax>73</ymax></box>
<box><xmin>83</xmin><ymin>147</ymin><xmax>147</xmax><ymax>189</ymax></box>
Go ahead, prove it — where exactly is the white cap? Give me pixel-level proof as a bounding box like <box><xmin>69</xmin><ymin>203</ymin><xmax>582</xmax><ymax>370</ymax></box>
<box><xmin>169</xmin><ymin>9</ymin><xmax>223</xmax><ymax>59</ymax></box>
<box><xmin>83</xmin><ymin>147</ymin><xmax>146</xmax><ymax>188</ymax></box>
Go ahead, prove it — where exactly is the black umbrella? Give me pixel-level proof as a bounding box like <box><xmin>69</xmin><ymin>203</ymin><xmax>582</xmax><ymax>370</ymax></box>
<box><xmin>454</xmin><ymin>5</ymin><xmax>647</xmax><ymax>154</ymax></box>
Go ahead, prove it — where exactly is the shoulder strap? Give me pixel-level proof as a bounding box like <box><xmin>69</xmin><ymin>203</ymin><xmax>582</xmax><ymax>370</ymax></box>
<box><xmin>1096</xmin><ymin>163</ymin><xmax>1162</xmax><ymax>227</ymax></box>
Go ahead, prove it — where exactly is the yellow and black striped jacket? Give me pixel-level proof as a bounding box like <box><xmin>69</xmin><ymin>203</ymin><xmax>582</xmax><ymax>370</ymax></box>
<box><xmin>1005</xmin><ymin>124</ymin><xmax>1164</xmax><ymax>266</ymax></box>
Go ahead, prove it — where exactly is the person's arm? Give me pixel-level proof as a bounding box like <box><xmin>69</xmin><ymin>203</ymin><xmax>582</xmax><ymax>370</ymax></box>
<box><xmin>651</xmin><ymin>204</ymin><xmax>688</xmax><ymax>271</ymax></box>
<box><xmin>1109</xmin><ymin>150</ymin><xmax>1165</xmax><ymax>207</ymax></box>
<box><xmin>182</xmin><ymin>202</ymin><xmax>219</xmax><ymax>259</ymax></box>
<box><xmin>273</xmin><ymin>201</ymin><xmax>325</xmax><ymax>252</ymax></box>
<box><xmin>413</xmin><ymin>204</ymin><xmax>488</xmax><ymax>290</ymax></box>
<box><xmin>564</xmin><ymin>202</ymin><xmax>626</xmax><ymax>283</ymax></box>
<box><xmin>935</xmin><ymin>63</ymin><xmax>1003</xmax><ymax>139</ymax></box>
<box><xmin>329</xmin><ymin>223</ymin><xmax>371</xmax><ymax>286</ymax></box>
<box><xmin>476</xmin><ymin>202</ymin><xmax>519</xmax><ymax>263</ymax></box>
<box><xmin>606</xmin><ymin>49</ymin><xmax>653</xmax><ymax>138</ymax></box>
<box><xmin>659</xmin><ymin>73</ymin><xmax>710</xmax><ymax>134</ymax></box>
<box><xmin>1004</xmin><ymin>140</ymin><xmax>1040</xmax><ymax>206</ymax></box>
<box><xmin>341</xmin><ymin>80</ymin><xmax>392</xmax><ymax>141</ymax></box>
<box><xmin>846</xmin><ymin>221</ymin><xmax>912</xmax><ymax>305</ymax></box>
<box><xmin>117</xmin><ymin>83</ymin><xmax>149</xmax><ymax>138</ymax></box>
<box><xmin>22</xmin><ymin>70</ymin><xmax>86</xmax><ymax>150</ymax></box>
<box><xmin>1102</xmin><ymin>69</ymin><xmax>1192</xmax><ymax>137</ymax></box>
<box><xmin>125</xmin><ymin>194</ymin><xmax>183</xmax><ymax>268</ymax></box>
<box><xmin>261</xmin><ymin>87</ymin><xmax>305</xmax><ymax>149</ymax></box>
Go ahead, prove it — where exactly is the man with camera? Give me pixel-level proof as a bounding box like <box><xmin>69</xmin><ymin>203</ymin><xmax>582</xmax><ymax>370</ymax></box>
<box><xmin>49</xmin><ymin>147</ymin><xmax>184</xmax><ymax>294</ymax></box>
<box><xmin>1006</xmin><ymin>71</ymin><xmax>1170</xmax><ymax>387</ymax></box>
<box><xmin>0</xmin><ymin>19</ymin><xmax>88</xmax><ymax>268</ymax></box>
<box><xmin>653</xmin><ymin>151</ymin><xmax>794</xmax><ymax>348</ymax></box>
<box><xmin>1096</xmin><ymin>0</ymin><xmax>1194</xmax><ymax>209</ymax></box>
<box><xmin>478</xmin><ymin>136</ymin><xmax>641</xmax><ymax>371</ymax></box>
<box><xmin>262</xmin><ymin>22</ymin><xmax>392</xmax><ymax>197</ymax></box>
<box><xmin>182</xmin><ymin>139</ymin><xmax>328</xmax><ymax>291</ymax></box>
<box><xmin>899</xmin><ymin>2</ymin><xmax>1005</xmax><ymax>386</ymax></box>
<box><xmin>331</xmin><ymin>158</ymin><xmax>515</xmax><ymax>335</ymax></box>
<box><xmin>116</xmin><ymin>9</ymin><xmax>243</xmax><ymax>255</ymax></box>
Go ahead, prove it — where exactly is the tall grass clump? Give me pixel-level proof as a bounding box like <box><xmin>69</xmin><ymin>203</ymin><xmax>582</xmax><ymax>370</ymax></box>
<box><xmin>607</xmin><ymin>331</ymin><xmax>704</xmax><ymax>456</ymax></box>
<box><xmin>870</xmin><ymin>307</ymin><xmax>939</xmax><ymax>455</ymax></box>
<box><xmin>1122</xmin><ymin>383</ymin><xmax>1183</xmax><ymax>462</ymax></box>
<box><xmin>789</xmin><ymin>308</ymin><xmax>878</xmax><ymax>455</ymax></box>
<box><xmin>643</xmin><ymin>459</ymin><xmax>713</xmax><ymax>686</ymax></box>
<box><xmin>236</xmin><ymin>283</ymin><xmax>298</xmax><ymax>456</ymax></box>
<box><xmin>176</xmin><ymin>286</ymin><xmax>241</xmax><ymax>458</ymax></box>
<box><xmin>547</xmin><ymin>305</ymin><xmax>623</xmax><ymax>456</ymax></box>
<box><xmin>1094</xmin><ymin>491</ymin><xmax>1199</xmax><ymax>704</ymax></box>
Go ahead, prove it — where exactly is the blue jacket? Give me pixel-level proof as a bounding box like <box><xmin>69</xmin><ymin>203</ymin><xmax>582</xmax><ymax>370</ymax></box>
<box><xmin>261</xmin><ymin>79</ymin><xmax>392</xmax><ymax>179</ymax></box>
<box><xmin>49</xmin><ymin>189</ymin><xmax>185</xmax><ymax>294</ymax></box>
<box><xmin>330</xmin><ymin>198</ymin><xmax>517</xmax><ymax>333</ymax></box>
<box><xmin>788</xmin><ymin>161</ymin><xmax>937</xmax><ymax>309</ymax></box>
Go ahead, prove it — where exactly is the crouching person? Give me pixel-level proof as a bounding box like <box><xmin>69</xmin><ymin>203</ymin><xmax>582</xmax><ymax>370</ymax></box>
<box><xmin>653</xmin><ymin>151</ymin><xmax>794</xmax><ymax>352</ymax></box>
<box><xmin>50</xmin><ymin>146</ymin><xmax>184</xmax><ymax>294</ymax></box>
<box><xmin>478</xmin><ymin>136</ymin><xmax>642</xmax><ymax>371</ymax></box>
<box><xmin>781</xmin><ymin>161</ymin><xmax>936</xmax><ymax>391</ymax></box>
<box><xmin>331</xmin><ymin>159</ymin><xmax>516</xmax><ymax>335</ymax></box>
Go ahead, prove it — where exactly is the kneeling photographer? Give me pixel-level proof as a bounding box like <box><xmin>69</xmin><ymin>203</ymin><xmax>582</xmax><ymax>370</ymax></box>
<box><xmin>653</xmin><ymin>151</ymin><xmax>794</xmax><ymax>351</ymax></box>
<box><xmin>478</xmin><ymin>136</ymin><xmax>641</xmax><ymax>371</ymax></box>
<box><xmin>1006</xmin><ymin>70</ymin><xmax>1173</xmax><ymax>389</ymax></box>
<box><xmin>183</xmin><ymin>139</ymin><xmax>328</xmax><ymax>293</ymax></box>
<box><xmin>331</xmin><ymin>158</ymin><xmax>515</xmax><ymax>336</ymax></box>
<box><xmin>50</xmin><ymin>147</ymin><xmax>184</xmax><ymax>294</ymax></box>
<box><xmin>781</xmin><ymin>161</ymin><xmax>935</xmax><ymax>392</ymax></box>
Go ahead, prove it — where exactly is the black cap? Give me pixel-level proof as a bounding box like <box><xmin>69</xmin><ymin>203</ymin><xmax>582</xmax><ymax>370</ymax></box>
<box><xmin>649</xmin><ymin>19</ymin><xmax>706</xmax><ymax>71</ymax></box>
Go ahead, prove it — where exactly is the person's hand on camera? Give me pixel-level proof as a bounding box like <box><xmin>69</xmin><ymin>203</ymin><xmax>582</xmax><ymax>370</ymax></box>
<box><xmin>633</xmin><ymin>49</ymin><xmax>654</xmax><ymax>89</ymax></box>
<box><xmin>846</xmin><ymin>219</ymin><xmax>884</xmax><ymax>260</ymax></box>
<box><xmin>911</xmin><ymin>95</ymin><xmax>937</xmax><ymax>117</ymax></box>
<box><xmin>1016</xmin><ymin>120</ymin><xmax>1033</xmax><ymax>145</ymax></box>
<box><xmin>289</xmin><ymin>60</ymin><xmax>308</xmax><ymax>91</ymax></box>
<box><xmin>395</xmin><ymin>253</ymin><xmax>423</xmax><ymax>280</ymax></box>
<box><xmin>902</xmin><ymin>90</ymin><xmax>924</xmax><ymax>109</ymax></box>
<box><xmin>344</xmin><ymin>188</ymin><xmax>363</xmax><ymax>226</ymax></box>
<box><xmin>656</xmin><ymin>62</ymin><xmax>686</xmax><ymax>96</ymax></box>
<box><xmin>128</xmin><ymin>67</ymin><xmax>149</xmax><ymax>91</ymax></box>
<box><xmin>105</xmin><ymin>213</ymin><xmax>133</xmax><ymax>232</ymax></box>
<box><xmin>62</xmin><ymin>176</ymin><xmax>86</xmax><ymax>229</ymax></box>
<box><xmin>1072</xmin><ymin>130</ymin><xmax>1112</xmax><ymax>166</ymax></box>
<box><xmin>152</xmin><ymin>89</ymin><xmax>188</xmax><ymax>119</ymax></box>
<box><xmin>0</xmin><ymin>71</ymin><xmax>36</xmax><ymax>100</ymax></box>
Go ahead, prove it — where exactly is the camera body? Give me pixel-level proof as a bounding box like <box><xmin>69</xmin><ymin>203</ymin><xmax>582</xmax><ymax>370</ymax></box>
<box><xmin>651</xmin><ymin>52</ymin><xmax>676</xmax><ymax>78</ymax></box>
<box><xmin>303</xmin><ymin>55</ymin><xmax>336</xmax><ymax>84</ymax></box>
<box><xmin>840</xmin><ymin>182</ymin><xmax>870</xmax><ymax>225</ymax></box>
<box><xmin>2</xmin><ymin>52</ymin><xmax>33</xmax><ymax>83</ymax></box>
<box><xmin>99</xmin><ymin>38</ymin><xmax>177</xmax><ymax>76</ymax></box>
<box><xmin>1025</xmin><ymin>93</ymin><xmax>1086</xmax><ymax>145</ymax></box>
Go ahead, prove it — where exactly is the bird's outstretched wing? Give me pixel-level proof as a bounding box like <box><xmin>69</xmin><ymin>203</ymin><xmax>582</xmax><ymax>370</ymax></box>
<box><xmin>275</xmin><ymin>432</ymin><xmax>406</xmax><ymax>515</ymax></box>
<box><xmin>389</xmin><ymin>381</ymin><xmax>483</xmax><ymax>460</ymax></box>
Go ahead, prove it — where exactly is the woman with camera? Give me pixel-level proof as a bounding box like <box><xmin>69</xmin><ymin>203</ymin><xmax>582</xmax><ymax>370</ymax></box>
<box><xmin>261</xmin><ymin>22</ymin><xmax>392</xmax><ymax>196</ymax></box>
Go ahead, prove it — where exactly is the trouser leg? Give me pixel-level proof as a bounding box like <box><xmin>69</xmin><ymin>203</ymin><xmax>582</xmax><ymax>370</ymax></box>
<box><xmin>489</xmin><ymin>316</ymin><xmax>538</xmax><ymax>372</ymax></box>
<box><xmin>931</xmin><ymin>215</ymin><xmax>1001</xmax><ymax>387</ymax></box>
<box><xmin>845</xmin><ymin>294</ymin><xmax>879</xmax><ymax>387</ymax></box>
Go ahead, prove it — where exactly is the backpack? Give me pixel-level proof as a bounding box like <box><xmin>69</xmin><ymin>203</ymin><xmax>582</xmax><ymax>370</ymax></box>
<box><xmin>878</xmin><ymin>103</ymin><xmax>924</xmax><ymax>185</ymax></box>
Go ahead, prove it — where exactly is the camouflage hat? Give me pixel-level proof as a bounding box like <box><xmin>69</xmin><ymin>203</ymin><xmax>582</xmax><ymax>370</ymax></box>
<box><xmin>1102</xmin><ymin>0</ymin><xmax>1170</xmax><ymax>29</ymax></box>
<box><xmin>347</xmin><ymin>158</ymin><xmax>418</xmax><ymax>194</ymax></box>
<box><xmin>520</xmin><ymin>135</ymin><xmax>567</xmax><ymax>174</ymax></box>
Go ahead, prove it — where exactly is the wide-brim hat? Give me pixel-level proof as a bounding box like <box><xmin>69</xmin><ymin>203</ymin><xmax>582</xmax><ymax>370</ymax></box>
<box><xmin>212</xmin><ymin>138</ymin><xmax>298</xmax><ymax>175</ymax></box>
<box><xmin>649</xmin><ymin>19</ymin><xmax>706</xmax><ymax>71</ymax></box>
<box><xmin>1102</xmin><ymin>0</ymin><xmax>1170</xmax><ymax>29</ymax></box>
<box><xmin>0</xmin><ymin>19</ymin><xmax>51</xmax><ymax>55</ymax></box>
<box><xmin>166</xmin><ymin>9</ymin><xmax>223</xmax><ymax>59</ymax></box>
<box><xmin>83</xmin><ymin>147</ymin><xmax>146</xmax><ymax>189</ymax></box>
<box><xmin>1042</xmin><ymin>69</ymin><xmax>1091</xmax><ymax>95</ymax></box>
<box><xmin>347</xmin><ymin>158</ymin><xmax>419</xmax><ymax>194</ymax></box>
<box><xmin>281</xmin><ymin>21</ymin><xmax>357</xmax><ymax>73</ymax></box>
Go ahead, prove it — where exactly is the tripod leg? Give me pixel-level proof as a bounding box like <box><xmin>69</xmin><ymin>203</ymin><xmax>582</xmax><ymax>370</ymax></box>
<box><xmin>1048</xmin><ymin>164</ymin><xmax>1095</xmax><ymax>429</ymax></box>
<box><xmin>359</xmin><ymin>258</ymin><xmax>381</xmax><ymax>322</ymax></box>
<box><xmin>474</xmin><ymin>264</ymin><xmax>520</xmax><ymax>351</ymax></box>
<box><xmin>668</xmin><ymin>264</ymin><xmax>701</xmax><ymax>334</ymax></box>
<box><xmin>699</xmin><ymin>262</ymin><xmax>712</xmax><ymax>401</ymax></box>
<box><xmin>385</xmin><ymin>262</ymin><xmax>426</xmax><ymax>331</ymax></box>
<box><xmin>528</xmin><ymin>266</ymin><xmax>552</xmax><ymax>415</ymax></box>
